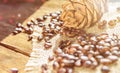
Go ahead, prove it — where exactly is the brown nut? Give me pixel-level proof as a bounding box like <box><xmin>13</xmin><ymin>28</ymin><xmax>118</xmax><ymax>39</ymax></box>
<box><xmin>15</xmin><ymin>27</ymin><xmax>23</xmax><ymax>33</ymax></box>
<box><xmin>44</xmin><ymin>42</ymin><xmax>52</xmax><ymax>49</ymax></box>
<box><xmin>74</xmin><ymin>59</ymin><xmax>82</xmax><ymax>67</ymax></box>
<box><xmin>58</xmin><ymin>68</ymin><xmax>66</xmax><ymax>73</ymax></box>
<box><xmin>100</xmin><ymin>58</ymin><xmax>112</xmax><ymax>65</ymax></box>
<box><xmin>83</xmin><ymin>45</ymin><xmax>90</xmax><ymax>51</ymax></box>
<box><xmin>54</xmin><ymin>48</ymin><xmax>63</xmax><ymax>54</ymax></box>
<box><xmin>53</xmin><ymin>61</ymin><xmax>60</xmax><ymax>70</ymax></box>
<box><xmin>36</xmin><ymin>17</ymin><xmax>44</xmax><ymax>22</ymax></box>
<box><xmin>24</xmin><ymin>27</ymin><xmax>33</xmax><ymax>34</ymax></box>
<box><xmin>101</xmin><ymin>66</ymin><xmax>110</xmax><ymax>73</ymax></box>
<box><xmin>37</xmin><ymin>35</ymin><xmax>43</xmax><ymax>41</ymax></box>
<box><xmin>111</xmin><ymin>47</ymin><xmax>119</xmax><ymax>51</ymax></box>
<box><xmin>107</xmin><ymin>55</ymin><xmax>118</xmax><ymax>62</ymax></box>
<box><xmin>56</xmin><ymin>56</ymin><xmax>63</xmax><ymax>63</ymax></box>
<box><xmin>27</xmin><ymin>22</ymin><xmax>33</xmax><ymax>27</ymax></box>
<box><xmin>83</xmin><ymin>60</ymin><xmax>92</xmax><ymax>67</ymax></box>
<box><xmin>91</xmin><ymin>61</ymin><xmax>98</xmax><ymax>69</ymax></box>
<box><xmin>112</xmin><ymin>50</ymin><xmax>119</xmax><ymax>56</ymax></box>
<box><xmin>16</xmin><ymin>23</ymin><xmax>23</xmax><ymax>28</ymax></box>
<box><xmin>62</xmin><ymin>59</ymin><xmax>75</xmax><ymax>67</ymax></box>
<box><xmin>80</xmin><ymin>41</ymin><xmax>88</xmax><ymax>46</ymax></box>
<box><xmin>50</xmin><ymin>13</ymin><xmax>58</xmax><ymax>19</ymax></box>
<box><xmin>68</xmin><ymin>46</ymin><xmax>77</xmax><ymax>54</ymax></box>
<box><xmin>28</xmin><ymin>35</ymin><xmax>33</xmax><ymax>41</ymax></box>
<box><xmin>96</xmin><ymin>55</ymin><xmax>104</xmax><ymax>60</ymax></box>
<box><xmin>41</xmin><ymin>64</ymin><xmax>48</xmax><ymax>70</ymax></box>
<box><xmin>66</xmin><ymin>68</ymin><xmax>73</xmax><ymax>73</ymax></box>
<box><xmin>43</xmin><ymin>15</ymin><xmax>49</xmax><ymax>20</ymax></box>
<box><xmin>12</xmin><ymin>31</ymin><xmax>19</xmax><ymax>35</ymax></box>
<box><xmin>80</xmin><ymin>55</ymin><xmax>89</xmax><ymax>61</ymax></box>
<box><xmin>38</xmin><ymin>22</ymin><xmax>45</xmax><ymax>27</ymax></box>
<box><xmin>48</xmin><ymin>55</ymin><xmax>54</xmax><ymax>61</ymax></box>
<box><xmin>11</xmin><ymin>68</ymin><xmax>18</xmax><ymax>73</ymax></box>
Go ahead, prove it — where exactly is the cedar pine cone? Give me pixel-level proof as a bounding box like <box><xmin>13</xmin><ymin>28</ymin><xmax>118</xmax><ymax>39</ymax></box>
<box><xmin>60</xmin><ymin>0</ymin><xmax>108</xmax><ymax>29</ymax></box>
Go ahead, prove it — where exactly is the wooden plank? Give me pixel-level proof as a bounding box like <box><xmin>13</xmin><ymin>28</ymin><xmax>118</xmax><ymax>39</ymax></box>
<box><xmin>0</xmin><ymin>42</ymin><xmax>30</xmax><ymax>57</ymax></box>
<box><xmin>0</xmin><ymin>17</ymin><xmax>32</xmax><ymax>55</ymax></box>
<box><xmin>0</xmin><ymin>0</ymin><xmax>66</xmax><ymax>56</ymax></box>
<box><xmin>1</xmin><ymin>33</ymin><xmax>32</xmax><ymax>56</ymax></box>
<box><xmin>0</xmin><ymin>45</ymin><xmax>29</xmax><ymax>73</ymax></box>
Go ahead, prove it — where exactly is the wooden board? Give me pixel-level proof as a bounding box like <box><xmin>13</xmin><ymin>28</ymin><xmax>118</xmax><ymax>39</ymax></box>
<box><xmin>0</xmin><ymin>0</ymin><xmax>62</xmax><ymax>72</ymax></box>
<box><xmin>0</xmin><ymin>0</ymin><xmax>66</xmax><ymax>56</ymax></box>
<box><xmin>1</xmin><ymin>33</ymin><xmax>32</xmax><ymax>56</ymax></box>
<box><xmin>0</xmin><ymin>45</ymin><xmax>29</xmax><ymax>73</ymax></box>
<box><xmin>0</xmin><ymin>0</ymin><xmax>66</xmax><ymax>57</ymax></box>
<box><xmin>0</xmin><ymin>0</ymin><xmax>120</xmax><ymax>73</ymax></box>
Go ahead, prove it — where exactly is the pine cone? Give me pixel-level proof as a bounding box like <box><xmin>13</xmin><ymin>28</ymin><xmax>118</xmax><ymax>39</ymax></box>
<box><xmin>60</xmin><ymin>0</ymin><xmax>108</xmax><ymax>29</ymax></box>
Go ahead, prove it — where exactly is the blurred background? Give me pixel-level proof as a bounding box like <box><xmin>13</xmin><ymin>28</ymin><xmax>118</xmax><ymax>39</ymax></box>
<box><xmin>110</xmin><ymin>0</ymin><xmax>120</xmax><ymax>2</ymax></box>
<box><xmin>0</xmin><ymin>0</ymin><xmax>47</xmax><ymax>24</ymax></box>
<box><xmin>0</xmin><ymin>0</ymin><xmax>119</xmax><ymax>41</ymax></box>
<box><xmin>0</xmin><ymin>0</ymin><xmax>47</xmax><ymax>41</ymax></box>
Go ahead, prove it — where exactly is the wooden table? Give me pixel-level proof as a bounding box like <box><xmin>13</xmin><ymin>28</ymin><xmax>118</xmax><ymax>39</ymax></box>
<box><xmin>0</xmin><ymin>16</ymin><xmax>32</xmax><ymax>73</ymax></box>
<box><xmin>0</xmin><ymin>7</ymin><xmax>32</xmax><ymax>73</ymax></box>
<box><xmin>0</xmin><ymin>0</ymin><xmax>120</xmax><ymax>73</ymax></box>
<box><xmin>0</xmin><ymin>0</ymin><xmax>65</xmax><ymax>73</ymax></box>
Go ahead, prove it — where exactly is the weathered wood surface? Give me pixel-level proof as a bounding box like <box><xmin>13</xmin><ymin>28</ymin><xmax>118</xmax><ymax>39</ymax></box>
<box><xmin>0</xmin><ymin>45</ymin><xmax>29</xmax><ymax>73</ymax></box>
<box><xmin>0</xmin><ymin>0</ymin><xmax>65</xmax><ymax>73</ymax></box>
<box><xmin>0</xmin><ymin>0</ymin><xmax>66</xmax><ymax>56</ymax></box>
<box><xmin>0</xmin><ymin>0</ymin><xmax>65</xmax><ymax>58</ymax></box>
<box><xmin>0</xmin><ymin>2</ymin><xmax>38</xmax><ymax>73</ymax></box>
<box><xmin>1</xmin><ymin>33</ymin><xmax>32</xmax><ymax>56</ymax></box>
<box><xmin>0</xmin><ymin>0</ymin><xmax>120</xmax><ymax>73</ymax></box>
<box><xmin>0</xmin><ymin>10</ymin><xmax>32</xmax><ymax>73</ymax></box>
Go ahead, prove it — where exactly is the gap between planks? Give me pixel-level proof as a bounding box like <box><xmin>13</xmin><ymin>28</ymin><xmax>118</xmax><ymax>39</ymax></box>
<box><xmin>0</xmin><ymin>42</ymin><xmax>30</xmax><ymax>57</ymax></box>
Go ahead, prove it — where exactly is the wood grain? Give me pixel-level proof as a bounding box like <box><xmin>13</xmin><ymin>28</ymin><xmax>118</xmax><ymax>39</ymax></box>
<box><xmin>0</xmin><ymin>45</ymin><xmax>29</xmax><ymax>73</ymax></box>
<box><xmin>1</xmin><ymin>0</ymin><xmax>66</xmax><ymax>56</ymax></box>
<box><xmin>1</xmin><ymin>33</ymin><xmax>32</xmax><ymax>56</ymax></box>
<box><xmin>1</xmin><ymin>0</ymin><xmax>120</xmax><ymax>73</ymax></box>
